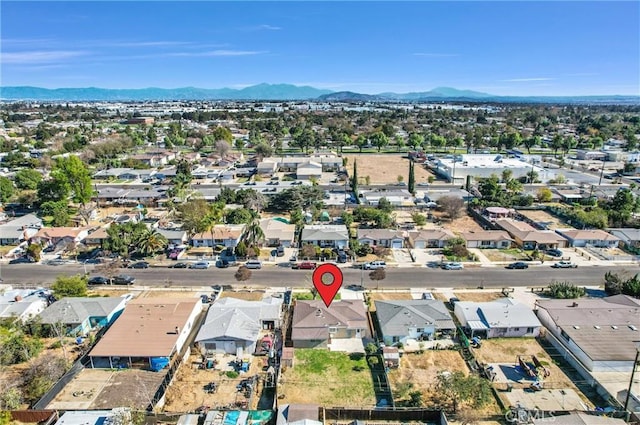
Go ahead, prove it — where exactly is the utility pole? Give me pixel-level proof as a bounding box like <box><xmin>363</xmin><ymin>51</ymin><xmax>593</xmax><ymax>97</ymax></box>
<box><xmin>598</xmin><ymin>159</ymin><xmax>606</xmax><ymax>186</ymax></box>
<box><xmin>623</xmin><ymin>344</ymin><xmax>640</xmax><ymax>420</ymax></box>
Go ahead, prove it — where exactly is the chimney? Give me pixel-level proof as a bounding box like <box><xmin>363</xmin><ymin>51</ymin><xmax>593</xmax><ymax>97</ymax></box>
<box><xmin>572</xmin><ymin>302</ymin><xmax>578</xmax><ymax>307</ymax></box>
<box><xmin>14</xmin><ymin>295</ymin><xmax>22</xmax><ymax>302</ymax></box>
<box><xmin>175</xmin><ymin>326</ymin><xmax>180</xmax><ymax>334</ymax></box>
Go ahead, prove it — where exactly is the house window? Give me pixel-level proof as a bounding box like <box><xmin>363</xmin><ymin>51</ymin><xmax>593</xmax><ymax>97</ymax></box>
<box><xmin>526</xmin><ymin>327</ymin><xmax>534</xmax><ymax>333</ymax></box>
<box><xmin>481</xmin><ymin>240</ymin><xmax>491</xmax><ymax>246</ymax></box>
<box><xmin>392</xmin><ymin>336</ymin><xmax>400</xmax><ymax>343</ymax></box>
<box><xmin>417</xmin><ymin>328</ymin><xmax>424</xmax><ymax>333</ymax></box>
<box><xmin>513</xmin><ymin>327</ymin><xmax>520</xmax><ymax>332</ymax></box>
<box><xmin>328</xmin><ymin>327</ymin><xmax>337</xmax><ymax>334</ymax></box>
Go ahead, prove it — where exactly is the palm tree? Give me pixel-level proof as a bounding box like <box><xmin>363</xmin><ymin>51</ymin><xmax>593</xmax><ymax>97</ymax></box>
<box><xmin>243</xmin><ymin>217</ymin><xmax>265</xmax><ymax>247</ymax></box>
<box><xmin>137</xmin><ymin>229</ymin><xmax>168</xmax><ymax>256</ymax></box>
<box><xmin>203</xmin><ymin>202</ymin><xmax>225</xmax><ymax>257</ymax></box>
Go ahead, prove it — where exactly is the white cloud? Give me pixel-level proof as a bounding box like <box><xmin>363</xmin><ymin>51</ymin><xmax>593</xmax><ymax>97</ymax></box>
<box><xmin>166</xmin><ymin>50</ymin><xmax>266</xmax><ymax>57</ymax></box>
<box><xmin>103</xmin><ymin>41</ymin><xmax>193</xmax><ymax>48</ymax></box>
<box><xmin>501</xmin><ymin>77</ymin><xmax>555</xmax><ymax>82</ymax></box>
<box><xmin>2</xmin><ymin>50</ymin><xmax>88</xmax><ymax>64</ymax></box>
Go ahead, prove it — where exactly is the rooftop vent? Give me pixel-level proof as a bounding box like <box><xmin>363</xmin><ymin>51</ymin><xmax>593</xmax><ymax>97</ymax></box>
<box><xmin>594</xmin><ymin>325</ymin><xmax>601</xmax><ymax>329</ymax></box>
<box><xmin>573</xmin><ymin>325</ymin><xmax>580</xmax><ymax>330</ymax></box>
<box><xmin>629</xmin><ymin>325</ymin><xmax>638</xmax><ymax>331</ymax></box>
<box><xmin>612</xmin><ymin>325</ymin><xmax>618</xmax><ymax>330</ymax></box>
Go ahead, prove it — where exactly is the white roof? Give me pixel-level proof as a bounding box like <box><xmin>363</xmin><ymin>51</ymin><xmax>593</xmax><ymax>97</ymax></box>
<box><xmin>457</xmin><ymin>298</ymin><xmax>541</xmax><ymax>329</ymax></box>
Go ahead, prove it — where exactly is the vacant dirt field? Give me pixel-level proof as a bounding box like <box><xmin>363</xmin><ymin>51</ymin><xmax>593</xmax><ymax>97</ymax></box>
<box><xmin>473</xmin><ymin>338</ymin><xmax>578</xmax><ymax>390</ymax></box>
<box><xmin>370</xmin><ymin>292</ymin><xmax>414</xmax><ymax>301</ymax></box>
<box><xmin>444</xmin><ymin>214</ymin><xmax>484</xmax><ymax>234</ymax></box>
<box><xmin>517</xmin><ymin>209</ymin><xmax>568</xmax><ymax>230</ymax></box>
<box><xmin>220</xmin><ymin>291</ymin><xmax>267</xmax><ymax>301</ymax></box>
<box><xmin>163</xmin><ymin>353</ymin><xmax>265</xmax><ymax>412</ymax></box>
<box><xmin>345</xmin><ymin>154</ymin><xmax>434</xmax><ymax>185</ymax></box>
<box><xmin>278</xmin><ymin>349</ymin><xmax>376</xmax><ymax>407</ymax></box>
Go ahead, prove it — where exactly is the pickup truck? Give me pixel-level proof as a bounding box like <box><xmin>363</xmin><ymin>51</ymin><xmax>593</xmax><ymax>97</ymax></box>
<box><xmin>292</xmin><ymin>261</ymin><xmax>317</xmax><ymax>270</ymax></box>
<box><xmin>551</xmin><ymin>261</ymin><xmax>578</xmax><ymax>268</ymax></box>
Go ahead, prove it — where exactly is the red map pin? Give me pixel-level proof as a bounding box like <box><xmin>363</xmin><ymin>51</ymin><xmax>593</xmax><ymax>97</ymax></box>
<box><xmin>312</xmin><ymin>263</ymin><xmax>344</xmax><ymax>308</ymax></box>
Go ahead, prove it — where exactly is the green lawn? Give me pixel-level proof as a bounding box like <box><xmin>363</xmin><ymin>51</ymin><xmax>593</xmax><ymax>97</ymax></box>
<box><xmin>279</xmin><ymin>349</ymin><xmax>376</xmax><ymax>406</ymax></box>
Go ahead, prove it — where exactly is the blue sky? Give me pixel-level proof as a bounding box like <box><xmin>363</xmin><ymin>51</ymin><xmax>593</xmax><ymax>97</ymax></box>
<box><xmin>1</xmin><ymin>1</ymin><xmax>639</xmax><ymax>96</ymax></box>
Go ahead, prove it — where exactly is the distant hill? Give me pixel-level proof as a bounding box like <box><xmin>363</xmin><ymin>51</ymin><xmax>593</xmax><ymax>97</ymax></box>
<box><xmin>0</xmin><ymin>83</ymin><xmax>333</xmax><ymax>101</ymax></box>
<box><xmin>1</xmin><ymin>84</ymin><xmax>638</xmax><ymax>104</ymax></box>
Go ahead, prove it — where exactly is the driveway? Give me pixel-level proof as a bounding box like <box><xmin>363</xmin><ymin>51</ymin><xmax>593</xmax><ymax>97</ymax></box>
<box><xmin>391</xmin><ymin>249</ymin><xmax>414</xmax><ymax>267</ymax></box>
<box><xmin>327</xmin><ymin>338</ymin><xmax>365</xmax><ymax>353</ymax></box>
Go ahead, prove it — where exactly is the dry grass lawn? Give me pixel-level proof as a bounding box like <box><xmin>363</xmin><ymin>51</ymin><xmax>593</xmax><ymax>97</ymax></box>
<box><xmin>220</xmin><ymin>291</ymin><xmax>266</xmax><ymax>301</ymax></box>
<box><xmin>369</xmin><ymin>292</ymin><xmax>414</xmax><ymax>301</ymax></box>
<box><xmin>278</xmin><ymin>349</ymin><xmax>376</xmax><ymax>407</ymax></box>
<box><xmin>452</xmin><ymin>291</ymin><xmax>506</xmax><ymax>302</ymax></box>
<box><xmin>445</xmin><ymin>214</ymin><xmax>484</xmax><ymax>234</ymax></box>
<box><xmin>345</xmin><ymin>154</ymin><xmax>434</xmax><ymax>185</ymax></box>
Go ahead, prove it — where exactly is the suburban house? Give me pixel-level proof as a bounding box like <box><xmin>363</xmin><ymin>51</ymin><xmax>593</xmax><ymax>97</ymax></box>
<box><xmin>607</xmin><ymin>228</ymin><xmax>640</xmax><ymax>251</ymax></box>
<box><xmin>87</xmin><ymin>297</ymin><xmax>202</xmax><ymax>370</ymax></box>
<box><xmin>31</xmin><ymin>227</ymin><xmax>91</xmax><ymax>248</ymax></box>
<box><xmin>0</xmin><ymin>214</ymin><xmax>42</xmax><ymax>245</ymax></box>
<box><xmin>495</xmin><ymin>219</ymin><xmax>568</xmax><ymax>250</ymax></box>
<box><xmin>257</xmin><ymin>160</ymin><xmax>278</xmax><ymax>177</ymax></box>
<box><xmin>276</xmin><ymin>404</ymin><xmax>321</xmax><ymax>425</ymax></box>
<box><xmin>357</xmin><ymin>229</ymin><xmax>405</xmax><ymax>249</ymax></box>
<box><xmin>554</xmin><ymin>228</ymin><xmax>621</xmax><ymax>248</ymax></box>
<box><xmin>291</xmin><ymin>300</ymin><xmax>369</xmax><ymax>350</ymax></box>
<box><xmin>38</xmin><ymin>296</ymin><xmax>129</xmax><ymax>336</ymax></box>
<box><xmin>375</xmin><ymin>300</ymin><xmax>456</xmax><ymax>346</ymax></box>
<box><xmin>459</xmin><ymin>230</ymin><xmax>513</xmax><ymax>249</ymax></box>
<box><xmin>0</xmin><ymin>287</ymin><xmax>48</xmax><ymax>322</ymax></box>
<box><xmin>259</xmin><ymin>218</ymin><xmax>296</xmax><ymax>247</ymax></box>
<box><xmin>361</xmin><ymin>190</ymin><xmax>415</xmax><ymax>207</ymax></box>
<box><xmin>535</xmin><ymin>295</ymin><xmax>640</xmax><ymax>372</ymax></box>
<box><xmin>296</xmin><ymin>161</ymin><xmax>323</xmax><ymax>180</ymax></box>
<box><xmin>408</xmin><ymin>229</ymin><xmax>456</xmax><ymax>249</ymax></box>
<box><xmin>129</xmin><ymin>151</ymin><xmax>176</xmax><ymax>167</ymax></box>
<box><xmin>195</xmin><ymin>296</ymin><xmax>283</xmax><ymax>355</ymax></box>
<box><xmin>454</xmin><ymin>298</ymin><xmax>542</xmax><ymax>338</ymax></box>
<box><xmin>157</xmin><ymin>229</ymin><xmax>189</xmax><ymax>246</ymax></box>
<box><xmin>483</xmin><ymin>206</ymin><xmax>515</xmax><ymax>221</ymax></box>
<box><xmin>191</xmin><ymin>224</ymin><xmax>246</xmax><ymax>248</ymax></box>
<box><xmin>300</xmin><ymin>225</ymin><xmax>349</xmax><ymax>249</ymax></box>
<box><xmin>84</xmin><ymin>227</ymin><xmax>110</xmax><ymax>246</ymax></box>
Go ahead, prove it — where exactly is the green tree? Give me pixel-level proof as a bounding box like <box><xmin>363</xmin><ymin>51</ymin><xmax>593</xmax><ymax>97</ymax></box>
<box><xmin>211</xmin><ymin>126</ymin><xmax>233</xmax><ymax>143</ymax></box>
<box><xmin>546</xmin><ymin>281</ymin><xmax>585</xmax><ymax>299</ymax></box>
<box><xmin>26</xmin><ymin>244</ymin><xmax>42</xmax><ymax>262</ymax></box>
<box><xmin>290</xmin><ymin>208</ymin><xmax>304</xmax><ymax>226</ymax></box>
<box><xmin>51</xmin><ymin>275</ymin><xmax>88</xmax><ymax>298</ymax></box>
<box><xmin>36</xmin><ymin>170</ymin><xmax>71</xmax><ymax>204</ymax></box>
<box><xmin>0</xmin><ymin>332</ymin><xmax>43</xmax><ymax>365</ymax></box>
<box><xmin>355</xmin><ymin>134</ymin><xmax>368</xmax><ymax>152</ymax></box>
<box><xmin>0</xmin><ymin>176</ymin><xmax>14</xmax><ymax>202</ymax></box>
<box><xmin>254</xmin><ymin>142</ymin><xmax>274</xmax><ymax>159</ymax></box>
<box><xmin>408</xmin><ymin>133</ymin><xmax>424</xmax><ymax>150</ymax></box>
<box><xmin>351</xmin><ymin>159</ymin><xmax>359</xmax><ymax>195</ymax></box>
<box><xmin>138</xmin><ymin>228</ymin><xmax>168</xmax><ymax>256</ymax></box>
<box><xmin>608</xmin><ymin>188</ymin><xmax>635</xmax><ymax>227</ymax></box>
<box><xmin>178</xmin><ymin>198</ymin><xmax>213</xmax><ymax>238</ymax></box>
<box><xmin>40</xmin><ymin>200</ymin><xmax>70</xmax><ymax>226</ymax></box>
<box><xmin>377</xmin><ymin>197</ymin><xmax>393</xmax><ymax>214</ymax></box>
<box><xmin>14</xmin><ymin>168</ymin><xmax>42</xmax><ymax>190</ymax></box>
<box><xmin>226</xmin><ymin>208</ymin><xmax>256</xmax><ymax>224</ymax></box>
<box><xmin>55</xmin><ymin>155</ymin><xmax>93</xmax><ymax>206</ymax></box>
<box><xmin>370</xmin><ymin>131</ymin><xmax>389</xmax><ymax>152</ymax></box>
<box><xmin>243</xmin><ymin>217</ymin><xmax>265</xmax><ymax>246</ymax></box>
<box><xmin>536</xmin><ymin>187</ymin><xmax>553</xmax><ymax>202</ymax></box>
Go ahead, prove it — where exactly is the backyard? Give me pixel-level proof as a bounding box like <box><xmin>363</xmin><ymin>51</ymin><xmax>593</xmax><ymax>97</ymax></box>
<box><xmin>278</xmin><ymin>349</ymin><xmax>376</xmax><ymax>407</ymax></box>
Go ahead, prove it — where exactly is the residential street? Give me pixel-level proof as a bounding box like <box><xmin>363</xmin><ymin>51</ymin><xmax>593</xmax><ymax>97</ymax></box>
<box><xmin>2</xmin><ymin>263</ymin><xmax>637</xmax><ymax>288</ymax></box>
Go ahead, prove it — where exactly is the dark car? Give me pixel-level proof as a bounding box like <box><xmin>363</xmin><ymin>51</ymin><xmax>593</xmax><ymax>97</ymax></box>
<box><xmin>216</xmin><ymin>259</ymin><xmax>230</xmax><ymax>268</ymax></box>
<box><xmin>546</xmin><ymin>249</ymin><xmax>563</xmax><ymax>257</ymax></box>
<box><xmin>9</xmin><ymin>256</ymin><xmax>35</xmax><ymax>264</ymax></box>
<box><xmin>449</xmin><ymin>297</ymin><xmax>460</xmax><ymax>305</ymax></box>
<box><xmin>169</xmin><ymin>262</ymin><xmax>188</xmax><ymax>268</ymax></box>
<box><xmin>337</xmin><ymin>251</ymin><xmax>348</xmax><ymax>263</ymax></box>
<box><xmin>88</xmin><ymin>276</ymin><xmax>110</xmax><ymax>285</ymax></box>
<box><xmin>129</xmin><ymin>261</ymin><xmax>150</xmax><ymax>269</ymax></box>
<box><xmin>112</xmin><ymin>274</ymin><xmax>136</xmax><ymax>285</ymax></box>
<box><xmin>506</xmin><ymin>261</ymin><xmax>529</xmax><ymax>269</ymax></box>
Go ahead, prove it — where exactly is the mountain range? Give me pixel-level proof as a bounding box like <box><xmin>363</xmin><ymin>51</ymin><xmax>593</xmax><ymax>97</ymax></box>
<box><xmin>1</xmin><ymin>84</ymin><xmax>638</xmax><ymax>104</ymax></box>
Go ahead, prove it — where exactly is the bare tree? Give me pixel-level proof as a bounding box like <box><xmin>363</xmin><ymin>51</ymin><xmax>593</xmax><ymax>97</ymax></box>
<box><xmin>437</xmin><ymin>196</ymin><xmax>465</xmax><ymax>220</ymax></box>
<box><xmin>94</xmin><ymin>258</ymin><xmax>123</xmax><ymax>282</ymax></box>
<box><xmin>215</xmin><ymin>140</ymin><xmax>231</xmax><ymax>157</ymax></box>
<box><xmin>369</xmin><ymin>268</ymin><xmax>386</xmax><ymax>289</ymax></box>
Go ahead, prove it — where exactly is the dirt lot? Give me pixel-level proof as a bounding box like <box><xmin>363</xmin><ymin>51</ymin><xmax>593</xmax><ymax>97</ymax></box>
<box><xmin>345</xmin><ymin>154</ymin><xmax>434</xmax><ymax>185</ymax></box>
<box><xmin>163</xmin><ymin>353</ymin><xmax>266</xmax><ymax>412</ymax></box>
<box><xmin>481</xmin><ymin>248</ymin><xmax>526</xmax><ymax>262</ymax></box>
<box><xmin>473</xmin><ymin>338</ymin><xmax>579</xmax><ymax>391</ymax></box>
<box><xmin>48</xmin><ymin>368</ymin><xmax>164</xmax><ymax>410</ymax></box>
<box><xmin>444</xmin><ymin>214</ymin><xmax>484</xmax><ymax>234</ymax></box>
<box><xmin>278</xmin><ymin>349</ymin><xmax>376</xmax><ymax>407</ymax></box>
<box><xmin>220</xmin><ymin>290</ymin><xmax>267</xmax><ymax>301</ymax></box>
<box><xmin>369</xmin><ymin>292</ymin><xmax>414</xmax><ymax>301</ymax></box>
<box><xmin>517</xmin><ymin>209</ymin><xmax>569</xmax><ymax>230</ymax></box>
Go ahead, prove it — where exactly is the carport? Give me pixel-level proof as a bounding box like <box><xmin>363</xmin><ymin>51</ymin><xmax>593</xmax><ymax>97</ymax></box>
<box><xmin>467</xmin><ymin>320</ymin><xmax>489</xmax><ymax>338</ymax></box>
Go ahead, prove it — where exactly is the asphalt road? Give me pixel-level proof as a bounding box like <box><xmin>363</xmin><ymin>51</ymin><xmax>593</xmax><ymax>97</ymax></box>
<box><xmin>2</xmin><ymin>263</ymin><xmax>637</xmax><ymax>289</ymax></box>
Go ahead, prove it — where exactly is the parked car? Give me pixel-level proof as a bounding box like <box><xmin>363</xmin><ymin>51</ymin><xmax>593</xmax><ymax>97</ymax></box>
<box><xmin>244</xmin><ymin>260</ymin><xmax>262</xmax><ymax>269</ymax></box>
<box><xmin>449</xmin><ymin>297</ymin><xmax>461</xmax><ymax>305</ymax></box>
<box><xmin>546</xmin><ymin>249</ymin><xmax>563</xmax><ymax>257</ymax></box>
<box><xmin>190</xmin><ymin>261</ymin><xmax>210</xmax><ymax>269</ymax></box>
<box><xmin>129</xmin><ymin>261</ymin><xmax>150</xmax><ymax>269</ymax></box>
<box><xmin>551</xmin><ymin>261</ymin><xmax>578</xmax><ymax>268</ymax></box>
<box><xmin>346</xmin><ymin>284</ymin><xmax>365</xmax><ymax>291</ymax></box>
<box><xmin>216</xmin><ymin>259</ymin><xmax>230</xmax><ymax>268</ymax></box>
<box><xmin>9</xmin><ymin>256</ymin><xmax>35</xmax><ymax>264</ymax></box>
<box><xmin>506</xmin><ymin>262</ymin><xmax>529</xmax><ymax>269</ymax></box>
<box><xmin>88</xmin><ymin>276</ymin><xmax>110</xmax><ymax>285</ymax></box>
<box><xmin>169</xmin><ymin>262</ymin><xmax>188</xmax><ymax>268</ymax></box>
<box><xmin>292</xmin><ymin>261</ymin><xmax>317</xmax><ymax>270</ymax></box>
<box><xmin>442</xmin><ymin>262</ymin><xmax>464</xmax><ymax>270</ymax></box>
<box><xmin>112</xmin><ymin>274</ymin><xmax>136</xmax><ymax>285</ymax></box>
<box><xmin>47</xmin><ymin>258</ymin><xmax>69</xmax><ymax>266</ymax></box>
<box><xmin>337</xmin><ymin>251</ymin><xmax>348</xmax><ymax>263</ymax></box>
<box><xmin>364</xmin><ymin>261</ymin><xmax>386</xmax><ymax>270</ymax></box>
<box><xmin>276</xmin><ymin>246</ymin><xmax>285</xmax><ymax>257</ymax></box>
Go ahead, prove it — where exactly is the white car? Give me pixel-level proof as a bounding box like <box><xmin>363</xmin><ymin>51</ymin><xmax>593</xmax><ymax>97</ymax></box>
<box><xmin>190</xmin><ymin>261</ymin><xmax>210</xmax><ymax>269</ymax></box>
<box><xmin>244</xmin><ymin>260</ymin><xmax>263</xmax><ymax>269</ymax></box>
<box><xmin>364</xmin><ymin>261</ymin><xmax>386</xmax><ymax>270</ymax></box>
<box><xmin>442</xmin><ymin>262</ymin><xmax>464</xmax><ymax>270</ymax></box>
<box><xmin>551</xmin><ymin>261</ymin><xmax>578</xmax><ymax>269</ymax></box>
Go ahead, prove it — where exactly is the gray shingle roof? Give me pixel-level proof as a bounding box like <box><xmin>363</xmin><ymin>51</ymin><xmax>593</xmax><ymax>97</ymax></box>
<box><xmin>301</xmin><ymin>225</ymin><xmax>349</xmax><ymax>242</ymax></box>
<box><xmin>292</xmin><ymin>300</ymin><xmax>367</xmax><ymax>341</ymax></box>
<box><xmin>375</xmin><ymin>300</ymin><xmax>455</xmax><ymax>337</ymax></box>
<box><xmin>456</xmin><ymin>298</ymin><xmax>541</xmax><ymax>329</ymax></box>
<box><xmin>195</xmin><ymin>308</ymin><xmax>260</xmax><ymax>342</ymax></box>
<box><xmin>39</xmin><ymin>297</ymin><xmax>124</xmax><ymax>325</ymax></box>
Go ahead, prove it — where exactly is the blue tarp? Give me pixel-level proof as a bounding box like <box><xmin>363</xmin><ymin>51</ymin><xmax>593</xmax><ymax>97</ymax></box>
<box><xmin>150</xmin><ymin>357</ymin><xmax>170</xmax><ymax>372</ymax></box>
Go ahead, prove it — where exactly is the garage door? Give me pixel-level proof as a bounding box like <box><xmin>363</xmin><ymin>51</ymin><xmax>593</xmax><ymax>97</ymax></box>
<box><xmin>392</xmin><ymin>241</ymin><xmax>403</xmax><ymax>249</ymax></box>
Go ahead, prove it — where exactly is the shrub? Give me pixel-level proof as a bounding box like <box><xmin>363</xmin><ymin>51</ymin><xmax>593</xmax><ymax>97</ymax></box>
<box><xmin>546</xmin><ymin>281</ymin><xmax>585</xmax><ymax>299</ymax></box>
<box><xmin>226</xmin><ymin>371</ymin><xmax>239</xmax><ymax>379</ymax></box>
